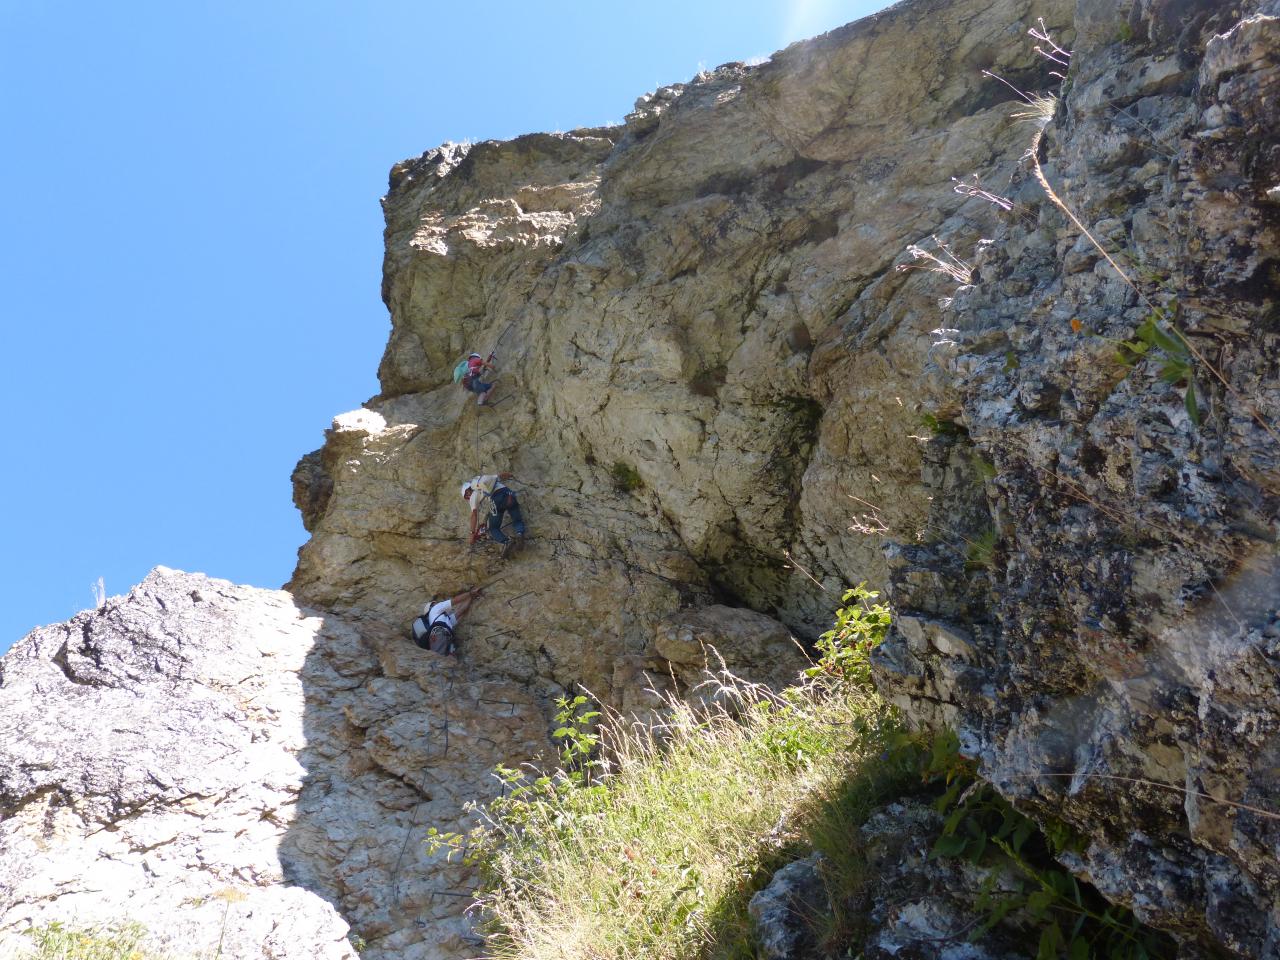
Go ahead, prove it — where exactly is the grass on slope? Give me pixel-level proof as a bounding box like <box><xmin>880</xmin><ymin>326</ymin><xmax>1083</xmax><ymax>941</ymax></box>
<box><xmin>22</xmin><ymin>923</ymin><xmax>169</xmax><ymax>960</ymax></box>
<box><xmin>437</xmin><ymin>588</ymin><xmax>907</xmax><ymax>960</ymax></box>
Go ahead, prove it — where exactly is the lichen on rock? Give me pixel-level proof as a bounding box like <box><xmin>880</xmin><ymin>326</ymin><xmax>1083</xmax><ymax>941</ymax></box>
<box><xmin>873</xmin><ymin>2</ymin><xmax>1280</xmax><ymax>955</ymax></box>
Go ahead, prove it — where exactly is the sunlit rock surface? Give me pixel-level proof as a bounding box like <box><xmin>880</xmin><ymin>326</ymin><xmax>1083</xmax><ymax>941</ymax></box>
<box><xmin>0</xmin><ymin>570</ymin><xmax>548</xmax><ymax>960</ymax></box>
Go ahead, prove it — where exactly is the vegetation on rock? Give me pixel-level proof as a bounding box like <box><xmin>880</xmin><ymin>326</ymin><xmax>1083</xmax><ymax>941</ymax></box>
<box><xmin>22</xmin><ymin>922</ymin><xmax>168</xmax><ymax>960</ymax></box>
<box><xmin>438</xmin><ymin>587</ymin><xmax>1174</xmax><ymax>959</ymax></box>
<box><xmin>429</xmin><ymin>589</ymin><xmax>905</xmax><ymax>959</ymax></box>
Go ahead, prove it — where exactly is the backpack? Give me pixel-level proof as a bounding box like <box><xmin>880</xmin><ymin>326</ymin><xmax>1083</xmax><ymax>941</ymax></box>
<box><xmin>411</xmin><ymin>612</ymin><xmax>455</xmax><ymax>655</ymax></box>
<box><xmin>452</xmin><ymin>359</ymin><xmax>470</xmax><ymax>384</ymax></box>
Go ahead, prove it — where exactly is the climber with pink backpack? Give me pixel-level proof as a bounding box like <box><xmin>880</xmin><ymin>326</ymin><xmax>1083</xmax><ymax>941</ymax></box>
<box><xmin>453</xmin><ymin>351</ymin><xmax>498</xmax><ymax>405</ymax></box>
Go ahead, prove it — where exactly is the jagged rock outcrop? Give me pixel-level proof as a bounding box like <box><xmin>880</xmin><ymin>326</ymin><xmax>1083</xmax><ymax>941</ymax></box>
<box><xmin>3</xmin><ymin>0</ymin><xmax>1277</xmax><ymax>958</ymax></box>
<box><xmin>873</xmin><ymin>2</ymin><xmax>1280</xmax><ymax>957</ymax></box>
<box><xmin>0</xmin><ymin>569</ymin><xmax>549</xmax><ymax>959</ymax></box>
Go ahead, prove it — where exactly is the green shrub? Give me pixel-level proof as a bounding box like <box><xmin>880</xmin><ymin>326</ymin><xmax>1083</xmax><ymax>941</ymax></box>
<box><xmin>610</xmin><ymin>461</ymin><xmax>643</xmax><ymax>493</ymax></box>
<box><xmin>915</xmin><ymin>731</ymin><xmax>1174</xmax><ymax>960</ymax></box>
<box><xmin>805</xmin><ymin>583</ymin><xmax>891</xmax><ymax>686</ymax></box>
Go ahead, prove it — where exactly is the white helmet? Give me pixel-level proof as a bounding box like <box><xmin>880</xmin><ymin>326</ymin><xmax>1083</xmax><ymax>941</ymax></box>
<box><xmin>460</xmin><ymin>481</ymin><xmax>473</xmax><ymax>499</ymax></box>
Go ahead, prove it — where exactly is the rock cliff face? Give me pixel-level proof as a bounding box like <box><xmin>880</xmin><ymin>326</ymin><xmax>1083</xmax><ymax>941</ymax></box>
<box><xmin>2</xmin><ymin>0</ymin><xmax>1277</xmax><ymax>958</ymax></box>
<box><xmin>289</xmin><ymin>0</ymin><xmax>1076</xmax><ymax>700</ymax></box>
<box><xmin>872</xmin><ymin>2</ymin><xmax>1280</xmax><ymax>956</ymax></box>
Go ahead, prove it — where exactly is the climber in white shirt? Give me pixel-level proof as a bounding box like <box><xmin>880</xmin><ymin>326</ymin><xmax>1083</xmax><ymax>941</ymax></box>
<box><xmin>411</xmin><ymin>586</ymin><xmax>483</xmax><ymax>654</ymax></box>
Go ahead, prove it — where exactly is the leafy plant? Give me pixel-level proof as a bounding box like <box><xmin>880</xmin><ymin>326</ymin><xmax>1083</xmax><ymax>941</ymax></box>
<box><xmin>551</xmin><ymin>693</ymin><xmax>602</xmax><ymax>785</ymax></box>
<box><xmin>805</xmin><ymin>583</ymin><xmax>892</xmax><ymax>686</ymax></box>
<box><xmin>1114</xmin><ymin>305</ymin><xmax>1201</xmax><ymax>426</ymax></box>
<box><xmin>916</xmin><ymin>731</ymin><xmax>1173</xmax><ymax>960</ymax></box>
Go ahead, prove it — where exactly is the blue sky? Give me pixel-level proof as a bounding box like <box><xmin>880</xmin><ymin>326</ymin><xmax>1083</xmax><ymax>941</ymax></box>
<box><xmin>0</xmin><ymin>0</ymin><xmax>889</xmax><ymax>652</ymax></box>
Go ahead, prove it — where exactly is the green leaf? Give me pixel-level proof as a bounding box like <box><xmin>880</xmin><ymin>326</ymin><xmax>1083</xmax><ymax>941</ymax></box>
<box><xmin>935</xmin><ymin>777</ymin><xmax>965</xmax><ymax>813</ymax></box>
<box><xmin>1142</xmin><ymin>319</ymin><xmax>1188</xmax><ymax>358</ymax></box>
<box><xmin>932</xmin><ymin>833</ymin><xmax>967</xmax><ymax>858</ymax></box>
<box><xmin>1115</xmin><ymin>342</ymin><xmax>1146</xmax><ymax>366</ymax></box>
<box><xmin>964</xmin><ymin>832</ymin><xmax>988</xmax><ymax>863</ymax></box>
<box><xmin>1070</xmin><ymin>936</ymin><xmax>1090</xmax><ymax>960</ymax></box>
<box><xmin>1037</xmin><ymin>922</ymin><xmax>1064</xmax><ymax>960</ymax></box>
<box><xmin>1045</xmin><ymin>870</ymin><xmax>1075</xmax><ymax>897</ymax></box>
<box><xmin>943</xmin><ymin>806</ymin><xmax>967</xmax><ymax>835</ymax></box>
<box><xmin>1011</xmin><ymin>818</ymin><xmax>1033</xmax><ymax>853</ymax></box>
<box><xmin>1185</xmin><ymin>383</ymin><xmax>1200</xmax><ymax>427</ymax></box>
<box><xmin>1027</xmin><ymin>889</ymin><xmax>1055</xmax><ymax>920</ymax></box>
<box><xmin>971</xmin><ymin>894</ymin><xmax>1019</xmax><ymax>941</ymax></box>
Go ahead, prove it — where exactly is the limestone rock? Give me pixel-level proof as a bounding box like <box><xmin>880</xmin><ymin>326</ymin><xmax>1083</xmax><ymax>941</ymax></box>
<box><xmin>872</xmin><ymin>2</ymin><xmax>1280</xmax><ymax>956</ymax></box>
<box><xmin>289</xmin><ymin>0</ymin><xmax>1077</xmax><ymax>709</ymax></box>
<box><xmin>0</xmin><ymin>568</ymin><xmax>550</xmax><ymax>960</ymax></box>
<box><xmin>748</xmin><ymin>852</ymin><xmax>830</xmax><ymax>960</ymax></box>
<box><xmin>6</xmin><ymin>0</ymin><xmax>1279</xmax><ymax>957</ymax></box>
<box><xmin>653</xmin><ymin>604</ymin><xmax>810</xmax><ymax>689</ymax></box>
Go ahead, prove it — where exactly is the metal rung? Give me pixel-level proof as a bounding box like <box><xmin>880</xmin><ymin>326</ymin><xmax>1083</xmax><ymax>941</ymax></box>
<box><xmin>428</xmin><ymin>889</ymin><xmax>474</xmax><ymax>900</ymax></box>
